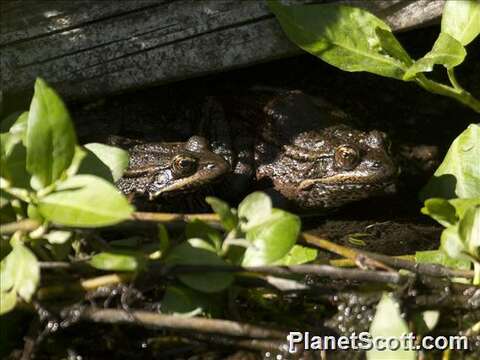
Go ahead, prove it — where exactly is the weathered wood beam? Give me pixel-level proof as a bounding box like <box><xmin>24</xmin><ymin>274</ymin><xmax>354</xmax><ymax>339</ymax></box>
<box><xmin>0</xmin><ymin>0</ymin><xmax>445</xmax><ymax>101</ymax></box>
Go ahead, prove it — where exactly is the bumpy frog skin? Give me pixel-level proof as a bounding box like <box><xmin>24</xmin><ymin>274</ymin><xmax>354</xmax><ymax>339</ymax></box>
<box><xmin>253</xmin><ymin>90</ymin><xmax>397</xmax><ymax>210</ymax></box>
<box><xmin>115</xmin><ymin>90</ymin><xmax>397</xmax><ymax>211</ymax></box>
<box><xmin>116</xmin><ymin>136</ymin><xmax>230</xmax><ymax>199</ymax></box>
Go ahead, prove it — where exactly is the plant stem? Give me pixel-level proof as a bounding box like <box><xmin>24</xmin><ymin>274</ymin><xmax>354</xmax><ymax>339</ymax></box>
<box><xmin>447</xmin><ymin>68</ymin><xmax>463</xmax><ymax>91</ymax></box>
<box><xmin>474</xmin><ymin>261</ymin><xmax>480</xmax><ymax>285</ymax></box>
<box><xmin>415</xmin><ymin>75</ymin><xmax>480</xmax><ymax>113</ymax></box>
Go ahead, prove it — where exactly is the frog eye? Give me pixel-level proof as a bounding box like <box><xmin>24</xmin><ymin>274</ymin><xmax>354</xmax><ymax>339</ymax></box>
<box><xmin>172</xmin><ymin>155</ymin><xmax>197</xmax><ymax>177</ymax></box>
<box><xmin>335</xmin><ymin>145</ymin><xmax>359</xmax><ymax>170</ymax></box>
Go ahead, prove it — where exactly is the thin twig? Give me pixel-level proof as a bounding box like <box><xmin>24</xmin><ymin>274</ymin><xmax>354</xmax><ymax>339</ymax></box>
<box><xmin>80</xmin><ymin>307</ymin><xmax>286</xmax><ymax>339</ymax></box>
<box><xmin>302</xmin><ymin>232</ymin><xmax>474</xmax><ymax>279</ymax></box>
<box><xmin>0</xmin><ymin>219</ymin><xmax>40</xmax><ymax>235</ymax></box>
<box><xmin>131</xmin><ymin>212</ymin><xmax>220</xmax><ymax>223</ymax></box>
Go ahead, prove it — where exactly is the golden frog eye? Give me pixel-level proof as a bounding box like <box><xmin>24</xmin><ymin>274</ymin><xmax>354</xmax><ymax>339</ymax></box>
<box><xmin>334</xmin><ymin>145</ymin><xmax>359</xmax><ymax>170</ymax></box>
<box><xmin>172</xmin><ymin>155</ymin><xmax>197</xmax><ymax>177</ymax></box>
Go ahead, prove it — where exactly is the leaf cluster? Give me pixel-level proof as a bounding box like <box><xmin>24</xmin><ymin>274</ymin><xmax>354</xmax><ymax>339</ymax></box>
<box><xmin>1</xmin><ymin>78</ymin><xmax>133</xmax><ymax>314</ymax></box>
<box><xmin>268</xmin><ymin>0</ymin><xmax>480</xmax><ymax>112</ymax></box>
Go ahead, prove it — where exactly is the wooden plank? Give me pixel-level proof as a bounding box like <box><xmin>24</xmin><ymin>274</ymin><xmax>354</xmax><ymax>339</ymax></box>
<box><xmin>0</xmin><ymin>0</ymin><xmax>445</xmax><ymax>101</ymax></box>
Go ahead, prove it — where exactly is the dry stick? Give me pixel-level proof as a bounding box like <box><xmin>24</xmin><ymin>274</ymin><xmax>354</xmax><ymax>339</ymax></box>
<box><xmin>302</xmin><ymin>232</ymin><xmax>474</xmax><ymax>279</ymax></box>
<box><xmin>80</xmin><ymin>307</ymin><xmax>286</xmax><ymax>339</ymax></box>
<box><xmin>0</xmin><ymin>219</ymin><xmax>40</xmax><ymax>235</ymax></box>
<box><xmin>132</xmin><ymin>211</ymin><xmax>220</xmax><ymax>223</ymax></box>
<box><xmin>38</xmin><ymin>262</ymin><xmax>405</xmax><ymax>299</ymax></box>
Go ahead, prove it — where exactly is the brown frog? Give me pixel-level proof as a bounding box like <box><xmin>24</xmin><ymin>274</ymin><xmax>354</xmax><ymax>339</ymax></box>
<box><xmin>115</xmin><ymin>136</ymin><xmax>230</xmax><ymax>202</ymax></box>
<box><xmin>116</xmin><ymin>89</ymin><xmax>398</xmax><ymax>211</ymax></box>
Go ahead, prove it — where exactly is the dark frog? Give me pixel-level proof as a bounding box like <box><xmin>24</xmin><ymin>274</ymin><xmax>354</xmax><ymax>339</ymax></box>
<box><xmin>115</xmin><ymin>89</ymin><xmax>397</xmax><ymax>211</ymax></box>
<box><xmin>212</xmin><ymin>89</ymin><xmax>398</xmax><ymax>211</ymax></box>
<box><xmin>115</xmin><ymin>136</ymin><xmax>230</xmax><ymax>201</ymax></box>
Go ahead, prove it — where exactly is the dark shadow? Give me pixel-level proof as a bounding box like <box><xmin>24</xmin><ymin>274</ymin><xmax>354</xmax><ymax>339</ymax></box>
<box><xmin>419</xmin><ymin>174</ymin><xmax>458</xmax><ymax>201</ymax></box>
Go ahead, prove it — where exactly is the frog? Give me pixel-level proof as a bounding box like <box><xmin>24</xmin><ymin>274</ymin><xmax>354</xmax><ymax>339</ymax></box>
<box><xmin>115</xmin><ymin>89</ymin><xmax>398</xmax><ymax>212</ymax></box>
<box><xmin>203</xmin><ymin>89</ymin><xmax>398</xmax><ymax>211</ymax></box>
<box><xmin>114</xmin><ymin>135</ymin><xmax>230</xmax><ymax>203</ymax></box>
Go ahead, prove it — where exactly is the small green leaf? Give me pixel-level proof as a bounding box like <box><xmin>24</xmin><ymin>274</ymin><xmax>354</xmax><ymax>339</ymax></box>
<box><xmin>268</xmin><ymin>0</ymin><xmax>409</xmax><ymax>79</ymax></box>
<box><xmin>26</xmin><ymin>78</ymin><xmax>76</xmax><ymax>188</ymax></box>
<box><xmin>238</xmin><ymin>191</ymin><xmax>272</xmax><ymax>231</ymax></box>
<box><xmin>420</xmin><ymin>124</ymin><xmax>480</xmax><ymax>200</ymax></box>
<box><xmin>38</xmin><ymin>175</ymin><xmax>134</xmax><ymax>227</ymax></box>
<box><xmin>421</xmin><ymin>198</ymin><xmax>458</xmax><ymax>226</ymax></box>
<box><xmin>2</xmin><ymin>112</ymin><xmax>28</xmax><ymax>153</ymax></box>
<box><xmin>157</xmin><ymin>224</ymin><xmax>170</xmax><ymax>254</ymax></box>
<box><xmin>273</xmin><ymin>245</ymin><xmax>317</xmax><ymax>265</ymax></box>
<box><xmin>459</xmin><ymin>205</ymin><xmax>480</xmax><ymax>253</ymax></box>
<box><xmin>80</xmin><ymin>143</ymin><xmax>129</xmax><ymax>182</ymax></box>
<box><xmin>440</xmin><ymin>224</ymin><xmax>468</xmax><ymax>260</ymax></box>
<box><xmin>43</xmin><ymin>230</ymin><xmax>72</xmax><ymax>244</ymax></box>
<box><xmin>206</xmin><ymin>196</ymin><xmax>238</xmax><ymax>231</ymax></box>
<box><xmin>442</xmin><ymin>0</ymin><xmax>480</xmax><ymax>45</ymax></box>
<box><xmin>367</xmin><ymin>293</ymin><xmax>415</xmax><ymax>360</ymax></box>
<box><xmin>242</xmin><ymin>209</ymin><xmax>300</xmax><ymax>266</ymax></box>
<box><xmin>0</xmin><ymin>290</ymin><xmax>17</xmax><ymax>315</ymax></box>
<box><xmin>415</xmin><ymin>249</ymin><xmax>471</xmax><ymax>269</ymax></box>
<box><xmin>186</xmin><ymin>219</ymin><xmax>222</xmax><ymax>252</ymax></box>
<box><xmin>166</xmin><ymin>240</ymin><xmax>234</xmax><ymax>293</ymax></box>
<box><xmin>0</xmin><ymin>243</ymin><xmax>40</xmax><ymax>314</ymax></box>
<box><xmin>449</xmin><ymin>197</ymin><xmax>480</xmax><ymax>218</ymax></box>
<box><xmin>162</xmin><ymin>286</ymin><xmax>222</xmax><ymax>317</ymax></box>
<box><xmin>404</xmin><ymin>32</ymin><xmax>466</xmax><ymax>80</ymax></box>
<box><xmin>375</xmin><ymin>27</ymin><xmax>414</xmax><ymax>67</ymax></box>
<box><xmin>89</xmin><ymin>251</ymin><xmax>145</xmax><ymax>272</ymax></box>
<box><xmin>2</xmin><ymin>141</ymin><xmax>30</xmax><ymax>189</ymax></box>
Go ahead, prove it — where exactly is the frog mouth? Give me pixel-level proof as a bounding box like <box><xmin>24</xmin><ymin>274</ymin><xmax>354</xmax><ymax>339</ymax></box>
<box><xmin>298</xmin><ymin>173</ymin><xmax>395</xmax><ymax>191</ymax></box>
<box><xmin>148</xmin><ymin>163</ymin><xmax>229</xmax><ymax>199</ymax></box>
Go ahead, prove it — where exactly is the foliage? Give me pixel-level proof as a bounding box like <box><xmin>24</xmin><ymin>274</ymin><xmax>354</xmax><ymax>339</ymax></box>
<box><xmin>416</xmin><ymin>124</ymin><xmax>480</xmax><ymax>284</ymax></box>
<box><xmin>0</xmin><ymin>78</ymin><xmax>132</xmax><ymax>314</ymax></box>
<box><xmin>268</xmin><ymin>0</ymin><xmax>480</xmax><ymax>112</ymax></box>
<box><xmin>367</xmin><ymin>293</ymin><xmax>415</xmax><ymax>360</ymax></box>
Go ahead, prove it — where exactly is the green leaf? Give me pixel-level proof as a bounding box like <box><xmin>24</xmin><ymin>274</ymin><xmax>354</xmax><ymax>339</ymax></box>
<box><xmin>450</xmin><ymin>197</ymin><xmax>480</xmax><ymax>218</ymax></box>
<box><xmin>0</xmin><ymin>111</ymin><xmax>23</xmax><ymax>133</ymax></box>
<box><xmin>420</xmin><ymin>124</ymin><xmax>480</xmax><ymax>200</ymax></box>
<box><xmin>0</xmin><ymin>290</ymin><xmax>16</xmax><ymax>315</ymax></box>
<box><xmin>404</xmin><ymin>32</ymin><xmax>466</xmax><ymax>80</ymax></box>
<box><xmin>273</xmin><ymin>245</ymin><xmax>317</xmax><ymax>265</ymax></box>
<box><xmin>2</xmin><ymin>141</ymin><xmax>30</xmax><ymax>189</ymax></box>
<box><xmin>268</xmin><ymin>0</ymin><xmax>409</xmax><ymax>79</ymax></box>
<box><xmin>440</xmin><ymin>224</ymin><xmax>468</xmax><ymax>260</ymax></box>
<box><xmin>367</xmin><ymin>293</ymin><xmax>415</xmax><ymax>360</ymax></box>
<box><xmin>43</xmin><ymin>230</ymin><xmax>72</xmax><ymax>244</ymax></box>
<box><xmin>375</xmin><ymin>28</ymin><xmax>414</xmax><ymax>67</ymax></box>
<box><xmin>26</xmin><ymin>78</ymin><xmax>76</xmax><ymax>188</ymax></box>
<box><xmin>89</xmin><ymin>250</ymin><xmax>145</xmax><ymax>272</ymax></box>
<box><xmin>162</xmin><ymin>286</ymin><xmax>222</xmax><ymax>317</ymax></box>
<box><xmin>242</xmin><ymin>209</ymin><xmax>300</xmax><ymax>266</ymax></box>
<box><xmin>166</xmin><ymin>240</ymin><xmax>234</xmax><ymax>293</ymax></box>
<box><xmin>186</xmin><ymin>219</ymin><xmax>222</xmax><ymax>252</ymax></box>
<box><xmin>2</xmin><ymin>112</ymin><xmax>28</xmax><ymax>154</ymax></box>
<box><xmin>80</xmin><ymin>143</ymin><xmax>129</xmax><ymax>182</ymax></box>
<box><xmin>421</xmin><ymin>198</ymin><xmax>458</xmax><ymax>226</ymax></box>
<box><xmin>442</xmin><ymin>0</ymin><xmax>480</xmax><ymax>45</ymax></box>
<box><xmin>0</xmin><ymin>243</ymin><xmax>40</xmax><ymax>314</ymax></box>
<box><xmin>238</xmin><ymin>191</ymin><xmax>272</xmax><ymax>231</ymax></box>
<box><xmin>38</xmin><ymin>174</ymin><xmax>134</xmax><ymax>227</ymax></box>
<box><xmin>415</xmin><ymin>249</ymin><xmax>471</xmax><ymax>269</ymax></box>
<box><xmin>459</xmin><ymin>205</ymin><xmax>480</xmax><ymax>253</ymax></box>
<box><xmin>206</xmin><ymin>196</ymin><xmax>238</xmax><ymax>231</ymax></box>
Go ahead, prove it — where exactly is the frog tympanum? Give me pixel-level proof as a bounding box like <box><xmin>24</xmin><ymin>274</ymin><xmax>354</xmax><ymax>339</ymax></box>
<box><xmin>116</xmin><ymin>90</ymin><xmax>397</xmax><ymax>211</ymax></box>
